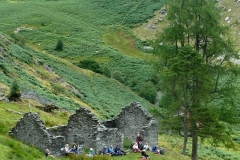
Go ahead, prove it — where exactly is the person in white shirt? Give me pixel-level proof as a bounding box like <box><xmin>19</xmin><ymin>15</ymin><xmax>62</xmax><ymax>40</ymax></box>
<box><xmin>144</xmin><ymin>143</ymin><xmax>150</xmax><ymax>150</ymax></box>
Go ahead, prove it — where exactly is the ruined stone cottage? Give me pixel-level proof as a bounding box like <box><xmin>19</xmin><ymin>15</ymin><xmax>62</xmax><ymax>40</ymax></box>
<box><xmin>9</xmin><ymin>102</ymin><xmax>158</xmax><ymax>156</ymax></box>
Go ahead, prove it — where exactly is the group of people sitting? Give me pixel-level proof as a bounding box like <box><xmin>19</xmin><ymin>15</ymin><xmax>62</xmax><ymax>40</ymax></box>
<box><xmin>131</xmin><ymin>141</ymin><xmax>150</xmax><ymax>152</ymax></box>
<box><xmin>99</xmin><ymin>145</ymin><xmax>126</xmax><ymax>156</ymax></box>
<box><xmin>46</xmin><ymin>133</ymin><xmax>165</xmax><ymax>159</ymax></box>
<box><xmin>62</xmin><ymin>143</ymin><xmax>80</xmax><ymax>155</ymax></box>
<box><xmin>130</xmin><ymin>133</ymin><xmax>150</xmax><ymax>159</ymax></box>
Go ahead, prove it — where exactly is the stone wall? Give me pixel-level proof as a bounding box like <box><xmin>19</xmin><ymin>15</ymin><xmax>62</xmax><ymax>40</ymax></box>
<box><xmin>102</xmin><ymin>102</ymin><xmax>158</xmax><ymax>148</ymax></box>
<box><xmin>8</xmin><ymin>113</ymin><xmax>65</xmax><ymax>155</ymax></box>
<box><xmin>139</xmin><ymin>119</ymin><xmax>158</xmax><ymax>148</ymax></box>
<box><xmin>65</xmin><ymin>107</ymin><xmax>99</xmax><ymax>147</ymax></box>
<box><xmin>9</xmin><ymin>102</ymin><xmax>158</xmax><ymax>156</ymax></box>
<box><xmin>95</xmin><ymin>128</ymin><xmax>123</xmax><ymax>152</ymax></box>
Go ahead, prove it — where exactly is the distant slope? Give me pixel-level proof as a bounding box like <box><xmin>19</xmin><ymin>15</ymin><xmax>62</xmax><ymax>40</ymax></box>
<box><xmin>0</xmin><ymin>0</ymin><xmax>166</xmax><ymax>117</ymax></box>
<box><xmin>218</xmin><ymin>0</ymin><xmax>240</xmax><ymax>51</ymax></box>
<box><xmin>0</xmin><ymin>33</ymin><xmax>155</xmax><ymax>119</ymax></box>
<box><xmin>133</xmin><ymin>0</ymin><xmax>240</xmax><ymax>52</ymax></box>
<box><xmin>0</xmin><ymin>0</ymin><xmax>167</xmax><ymax>118</ymax></box>
<box><xmin>0</xmin><ymin>0</ymin><xmax>165</xmax><ymax>89</ymax></box>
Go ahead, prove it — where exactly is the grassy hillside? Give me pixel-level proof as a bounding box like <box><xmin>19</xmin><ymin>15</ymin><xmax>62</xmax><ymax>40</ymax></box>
<box><xmin>0</xmin><ymin>0</ymin><xmax>167</xmax><ymax>118</ymax></box>
<box><xmin>0</xmin><ymin>100</ymin><xmax>189</xmax><ymax>160</ymax></box>
<box><xmin>0</xmin><ymin>33</ymin><xmax>157</xmax><ymax>119</ymax></box>
<box><xmin>0</xmin><ymin>0</ymin><xmax>165</xmax><ymax>92</ymax></box>
<box><xmin>133</xmin><ymin>0</ymin><xmax>240</xmax><ymax>50</ymax></box>
<box><xmin>1</xmin><ymin>0</ymin><xmax>240</xmax><ymax>159</ymax></box>
<box><xmin>0</xmin><ymin>100</ymin><xmax>68</xmax><ymax>160</ymax></box>
<box><xmin>1</xmin><ymin>100</ymin><xmax>240</xmax><ymax>160</ymax></box>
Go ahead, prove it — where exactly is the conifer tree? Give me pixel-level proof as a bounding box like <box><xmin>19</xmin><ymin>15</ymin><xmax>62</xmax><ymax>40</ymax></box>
<box><xmin>8</xmin><ymin>80</ymin><xmax>21</xmax><ymax>101</ymax></box>
<box><xmin>55</xmin><ymin>39</ymin><xmax>63</xmax><ymax>51</ymax></box>
<box><xmin>154</xmin><ymin>0</ymin><xmax>240</xmax><ymax>159</ymax></box>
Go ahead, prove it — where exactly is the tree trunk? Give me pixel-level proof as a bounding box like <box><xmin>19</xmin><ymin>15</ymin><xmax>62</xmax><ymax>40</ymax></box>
<box><xmin>182</xmin><ymin>83</ymin><xmax>189</xmax><ymax>155</ymax></box>
<box><xmin>182</xmin><ymin>114</ymin><xmax>188</xmax><ymax>155</ymax></box>
<box><xmin>191</xmin><ymin>130</ymin><xmax>198</xmax><ymax>160</ymax></box>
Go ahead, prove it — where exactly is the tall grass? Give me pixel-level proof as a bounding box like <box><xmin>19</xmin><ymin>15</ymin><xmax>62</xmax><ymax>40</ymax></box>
<box><xmin>67</xmin><ymin>154</ymin><xmax>110</xmax><ymax>160</ymax></box>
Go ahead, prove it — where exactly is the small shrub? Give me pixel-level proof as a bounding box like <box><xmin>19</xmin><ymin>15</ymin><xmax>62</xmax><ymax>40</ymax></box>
<box><xmin>60</xmin><ymin>111</ymin><xmax>69</xmax><ymax>118</ymax></box>
<box><xmin>139</xmin><ymin>81</ymin><xmax>157</xmax><ymax>104</ymax></box>
<box><xmin>44</xmin><ymin>119</ymin><xmax>59</xmax><ymax>127</ymax></box>
<box><xmin>233</xmin><ymin>136</ymin><xmax>240</xmax><ymax>143</ymax></box>
<box><xmin>36</xmin><ymin>104</ymin><xmax>59</xmax><ymax>113</ymax></box>
<box><xmin>8</xmin><ymin>80</ymin><xmax>21</xmax><ymax>102</ymax></box>
<box><xmin>10</xmin><ymin>33</ymin><xmax>26</xmax><ymax>47</ymax></box>
<box><xmin>123</xmin><ymin>138</ymin><xmax>132</xmax><ymax>150</ymax></box>
<box><xmin>51</xmin><ymin>83</ymin><xmax>65</xmax><ymax>94</ymax></box>
<box><xmin>55</xmin><ymin>39</ymin><xmax>63</xmax><ymax>51</ymax></box>
<box><xmin>37</xmin><ymin>59</ymin><xmax>44</xmax><ymax>65</ymax></box>
<box><xmin>129</xmin><ymin>78</ymin><xmax>138</xmax><ymax>90</ymax></box>
<box><xmin>112</xmin><ymin>70</ymin><xmax>124</xmax><ymax>83</ymax></box>
<box><xmin>77</xmin><ymin>59</ymin><xmax>102</xmax><ymax>74</ymax></box>
<box><xmin>102</xmin><ymin>67</ymin><xmax>111</xmax><ymax>78</ymax></box>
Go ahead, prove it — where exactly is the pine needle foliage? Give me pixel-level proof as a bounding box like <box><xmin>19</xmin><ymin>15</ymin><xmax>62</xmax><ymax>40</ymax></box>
<box><xmin>8</xmin><ymin>80</ymin><xmax>21</xmax><ymax>102</ymax></box>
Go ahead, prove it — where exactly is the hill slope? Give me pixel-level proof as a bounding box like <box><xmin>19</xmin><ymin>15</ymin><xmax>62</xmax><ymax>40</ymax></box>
<box><xmin>1</xmin><ymin>0</ymin><xmax>240</xmax><ymax>160</ymax></box>
<box><xmin>133</xmin><ymin>0</ymin><xmax>240</xmax><ymax>52</ymax></box>
<box><xmin>0</xmin><ymin>0</ymin><xmax>166</xmax><ymax>118</ymax></box>
<box><xmin>0</xmin><ymin>33</ymin><xmax>155</xmax><ymax>118</ymax></box>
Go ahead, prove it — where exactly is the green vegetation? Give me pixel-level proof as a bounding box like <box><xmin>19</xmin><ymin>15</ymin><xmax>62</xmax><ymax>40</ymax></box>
<box><xmin>0</xmin><ymin>100</ymin><xmax>69</xmax><ymax>160</ymax></box>
<box><xmin>0</xmin><ymin>101</ymin><xmax>190</xmax><ymax>160</ymax></box>
<box><xmin>0</xmin><ymin>0</ymin><xmax>164</xmax><ymax>114</ymax></box>
<box><xmin>0</xmin><ymin>33</ymin><xmax>154</xmax><ymax>118</ymax></box>
<box><xmin>153</xmin><ymin>0</ymin><xmax>240</xmax><ymax>159</ymax></box>
<box><xmin>123</xmin><ymin>138</ymin><xmax>132</xmax><ymax>150</ymax></box>
<box><xmin>102</xmin><ymin>67</ymin><xmax>111</xmax><ymax>78</ymax></box>
<box><xmin>76</xmin><ymin>59</ymin><xmax>102</xmax><ymax>74</ymax></box>
<box><xmin>0</xmin><ymin>0</ymin><xmax>240</xmax><ymax>159</ymax></box>
<box><xmin>1</xmin><ymin>100</ymin><xmax>240</xmax><ymax>159</ymax></box>
<box><xmin>8</xmin><ymin>80</ymin><xmax>21</xmax><ymax>101</ymax></box>
<box><xmin>112</xmin><ymin>70</ymin><xmax>125</xmax><ymax>84</ymax></box>
<box><xmin>55</xmin><ymin>40</ymin><xmax>64</xmax><ymax>51</ymax></box>
<box><xmin>139</xmin><ymin>81</ymin><xmax>157</xmax><ymax>104</ymax></box>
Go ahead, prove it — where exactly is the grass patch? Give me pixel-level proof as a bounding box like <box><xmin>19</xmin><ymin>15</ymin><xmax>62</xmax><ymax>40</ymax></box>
<box><xmin>103</xmin><ymin>31</ymin><xmax>156</xmax><ymax>61</ymax></box>
<box><xmin>1</xmin><ymin>101</ymin><xmax>240</xmax><ymax>160</ymax></box>
<box><xmin>0</xmin><ymin>0</ymin><xmax>163</xmax><ymax>112</ymax></box>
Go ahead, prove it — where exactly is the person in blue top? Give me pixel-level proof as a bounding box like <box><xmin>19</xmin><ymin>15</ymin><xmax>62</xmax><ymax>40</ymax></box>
<box><xmin>69</xmin><ymin>143</ymin><xmax>78</xmax><ymax>154</ymax></box>
<box><xmin>152</xmin><ymin>146</ymin><xmax>159</xmax><ymax>154</ymax></box>
<box><xmin>88</xmin><ymin>148</ymin><xmax>95</xmax><ymax>157</ymax></box>
<box><xmin>108</xmin><ymin>145</ymin><xmax>116</xmax><ymax>156</ymax></box>
<box><xmin>114</xmin><ymin>145</ymin><xmax>123</xmax><ymax>155</ymax></box>
<box><xmin>100</xmin><ymin>146</ymin><xmax>109</xmax><ymax>155</ymax></box>
<box><xmin>152</xmin><ymin>146</ymin><xmax>158</xmax><ymax>153</ymax></box>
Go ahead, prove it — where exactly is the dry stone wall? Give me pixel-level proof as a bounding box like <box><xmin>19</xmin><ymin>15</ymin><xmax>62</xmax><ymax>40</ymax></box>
<box><xmin>9</xmin><ymin>102</ymin><xmax>158</xmax><ymax>156</ymax></box>
<box><xmin>65</xmin><ymin>107</ymin><xmax>99</xmax><ymax>146</ymax></box>
<box><xmin>8</xmin><ymin>113</ymin><xmax>65</xmax><ymax>155</ymax></box>
<box><xmin>102</xmin><ymin>102</ymin><xmax>158</xmax><ymax>148</ymax></box>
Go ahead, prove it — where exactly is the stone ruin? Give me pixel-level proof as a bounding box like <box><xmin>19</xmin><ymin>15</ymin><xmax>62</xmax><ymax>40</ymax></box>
<box><xmin>9</xmin><ymin>102</ymin><xmax>158</xmax><ymax>156</ymax></box>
